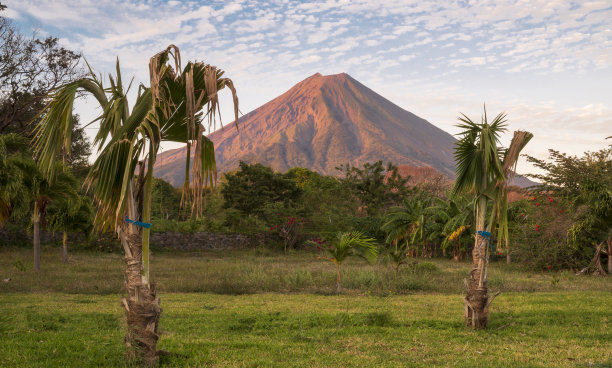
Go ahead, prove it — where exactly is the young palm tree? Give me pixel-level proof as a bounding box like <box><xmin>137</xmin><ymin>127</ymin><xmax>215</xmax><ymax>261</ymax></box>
<box><xmin>381</xmin><ymin>193</ymin><xmax>429</xmax><ymax>257</ymax></box>
<box><xmin>33</xmin><ymin>45</ymin><xmax>238</xmax><ymax>365</ymax></box>
<box><xmin>311</xmin><ymin>232</ymin><xmax>378</xmax><ymax>294</ymax></box>
<box><xmin>47</xmin><ymin>195</ymin><xmax>93</xmax><ymax>263</ymax></box>
<box><xmin>431</xmin><ymin>194</ymin><xmax>475</xmax><ymax>261</ymax></box>
<box><xmin>453</xmin><ymin>107</ymin><xmax>532</xmax><ymax>329</ymax></box>
<box><xmin>388</xmin><ymin>240</ymin><xmax>408</xmax><ymax>275</ymax></box>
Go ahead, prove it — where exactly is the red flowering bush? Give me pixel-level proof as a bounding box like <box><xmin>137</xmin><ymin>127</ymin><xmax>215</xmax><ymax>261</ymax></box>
<box><xmin>269</xmin><ymin>214</ymin><xmax>306</xmax><ymax>253</ymax></box>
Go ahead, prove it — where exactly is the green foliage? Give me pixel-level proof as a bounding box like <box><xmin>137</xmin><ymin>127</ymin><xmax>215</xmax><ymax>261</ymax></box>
<box><xmin>526</xmin><ymin>143</ymin><xmax>612</xmax><ymax>249</ymax></box>
<box><xmin>0</xmin><ymin>133</ymin><xmax>30</xmax><ymax>225</ymax></box>
<box><xmin>222</xmin><ymin>161</ymin><xmax>302</xmax><ymax>217</ymax></box>
<box><xmin>509</xmin><ymin>197</ymin><xmax>595</xmax><ymax>270</ymax></box>
<box><xmin>47</xmin><ymin>195</ymin><xmax>93</xmax><ymax>236</ymax></box>
<box><xmin>429</xmin><ymin>193</ymin><xmax>475</xmax><ymax>259</ymax></box>
<box><xmin>382</xmin><ymin>190</ymin><xmax>434</xmax><ymax>256</ymax></box>
<box><xmin>337</xmin><ymin>161</ymin><xmax>410</xmax><ymax>216</ymax></box>
<box><xmin>312</xmin><ymin>231</ymin><xmax>379</xmax><ymax>266</ymax></box>
<box><xmin>0</xmin><ymin>8</ymin><xmax>82</xmax><ymax>136</ymax></box>
<box><xmin>150</xmin><ymin>177</ymin><xmax>181</xmax><ymax>220</ymax></box>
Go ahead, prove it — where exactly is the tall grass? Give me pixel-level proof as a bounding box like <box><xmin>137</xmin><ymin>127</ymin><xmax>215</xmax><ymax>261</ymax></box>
<box><xmin>0</xmin><ymin>247</ymin><xmax>609</xmax><ymax>295</ymax></box>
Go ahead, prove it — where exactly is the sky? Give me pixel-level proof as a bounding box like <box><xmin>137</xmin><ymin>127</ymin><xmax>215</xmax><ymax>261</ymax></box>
<box><xmin>6</xmin><ymin>0</ymin><xmax>612</xmax><ymax>175</ymax></box>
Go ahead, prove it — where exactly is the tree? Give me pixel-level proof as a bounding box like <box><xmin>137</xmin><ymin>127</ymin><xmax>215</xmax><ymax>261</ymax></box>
<box><xmin>381</xmin><ymin>191</ymin><xmax>431</xmax><ymax>258</ymax></box>
<box><xmin>0</xmin><ymin>133</ymin><xmax>79</xmax><ymax>269</ymax></box>
<box><xmin>526</xmin><ymin>141</ymin><xmax>612</xmax><ymax>274</ymax></box>
<box><xmin>47</xmin><ymin>195</ymin><xmax>93</xmax><ymax>263</ymax></box>
<box><xmin>310</xmin><ymin>232</ymin><xmax>378</xmax><ymax>294</ymax></box>
<box><xmin>222</xmin><ymin>161</ymin><xmax>301</xmax><ymax>216</ymax></box>
<box><xmin>17</xmin><ymin>160</ymin><xmax>79</xmax><ymax>272</ymax></box>
<box><xmin>453</xmin><ymin>107</ymin><xmax>532</xmax><ymax>329</ymax></box>
<box><xmin>431</xmin><ymin>194</ymin><xmax>475</xmax><ymax>261</ymax></box>
<box><xmin>337</xmin><ymin>161</ymin><xmax>409</xmax><ymax>216</ymax></box>
<box><xmin>33</xmin><ymin>45</ymin><xmax>239</xmax><ymax>365</ymax></box>
<box><xmin>150</xmin><ymin>177</ymin><xmax>181</xmax><ymax>220</ymax></box>
<box><xmin>0</xmin><ymin>133</ymin><xmax>29</xmax><ymax>226</ymax></box>
<box><xmin>0</xmin><ymin>6</ymin><xmax>81</xmax><ymax>135</ymax></box>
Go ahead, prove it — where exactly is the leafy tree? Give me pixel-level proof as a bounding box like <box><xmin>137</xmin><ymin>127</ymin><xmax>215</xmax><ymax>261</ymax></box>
<box><xmin>453</xmin><ymin>107</ymin><xmax>532</xmax><ymax>329</ymax></box>
<box><xmin>0</xmin><ymin>133</ymin><xmax>29</xmax><ymax>225</ymax></box>
<box><xmin>285</xmin><ymin>166</ymin><xmax>355</xmax><ymax>236</ymax></box>
<box><xmin>310</xmin><ymin>231</ymin><xmax>378</xmax><ymax>294</ymax></box>
<box><xmin>0</xmin><ymin>6</ymin><xmax>81</xmax><ymax>135</ymax></box>
<box><xmin>33</xmin><ymin>45</ymin><xmax>239</xmax><ymax>364</ymax></box>
<box><xmin>526</xmin><ymin>141</ymin><xmax>612</xmax><ymax>274</ymax></box>
<box><xmin>337</xmin><ymin>161</ymin><xmax>410</xmax><ymax>216</ymax></box>
<box><xmin>150</xmin><ymin>177</ymin><xmax>181</xmax><ymax>220</ymax></box>
<box><xmin>222</xmin><ymin>161</ymin><xmax>302</xmax><ymax>216</ymax></box>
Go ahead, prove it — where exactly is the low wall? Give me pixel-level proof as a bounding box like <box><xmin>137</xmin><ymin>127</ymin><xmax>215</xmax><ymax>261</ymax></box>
<box><xmin>150</xmin><ymin>232</ymin><xmax>275</xmax><ymax>250</ymax></box>
<box><xmin>0</xmin><ymin>227</ymin><xmax>275</xmax><ymax>250</ymax></box>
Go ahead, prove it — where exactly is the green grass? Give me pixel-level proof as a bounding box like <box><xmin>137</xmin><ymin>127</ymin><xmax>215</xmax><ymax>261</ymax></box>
<box><xmin>0</xmin><ymin>292</ymin><xmax>610</xmax><ymax>367</ymax></box>
<box><xmin>0</xmin><ymin>247</ymin><xmax>610</xmax><ymax>367</ymax></box>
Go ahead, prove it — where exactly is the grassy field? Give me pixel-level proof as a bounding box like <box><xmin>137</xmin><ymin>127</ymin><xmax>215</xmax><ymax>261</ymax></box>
<box><xmin>1</xmin><ymin>247</ymin><xmax>610</xmax><ymax>295</ymax></box>
<box><xmin>0</xmin><ymin>247</ymin><xmax>611</xmax><ymax>367</ymax></box>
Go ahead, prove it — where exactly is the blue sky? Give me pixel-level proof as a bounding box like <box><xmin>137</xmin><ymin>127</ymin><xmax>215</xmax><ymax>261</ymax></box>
<box><xmin>6</xmin><ymin>0</ymin><xmax>612</xmax><ymax>174</ymax></box>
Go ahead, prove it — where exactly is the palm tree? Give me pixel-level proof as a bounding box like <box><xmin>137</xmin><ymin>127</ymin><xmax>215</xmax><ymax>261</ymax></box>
<box><xmin>381</xmin><ymin>193</ymin><xmax>430</xmax><ymax>257</ymax></box>
<box><xmin>0</xmin><ymin>135</ymin><xmax>78</xmax><ymax>272</ymax></box>
<box><xmin>47</xmin><ymin>195</ymin><xmax>93</xmax><ymax>263</ymax></box>
<box><xmin>17</xmin><ymin>160</ymin><xmax>79</xmax><ymax>272</ymax></box>
<box><xmin>33</xmin><ymin>45</ymin><xmax>239</xmax><ymax>365</ymax></box>
<box><xmin>431</xmin><ymin>194</ymin><xmax>475</xmax><ymax>261</ymax></box>
<box><xmin>311</xmin><ymin>232</ymin><xmax>378</xmax><ymax>294</ymax></box>
<box><xmin>388</xmin><ymin>240</ymin><xmax>409</xmax><ymax>275</ymax></box>
<box><xmin>453</xmin><ymin>107</ymin><xmax>532</xmax><ymax>329</ymax></box>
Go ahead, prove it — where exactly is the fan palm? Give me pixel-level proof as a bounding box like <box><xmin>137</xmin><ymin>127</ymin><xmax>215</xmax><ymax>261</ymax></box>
<box><xmin>33</xmin><ymin>45</ymin><xmax>238</xmax><ymax>365</ymax></box>
<box><xmin>453</xmin><ymin>107</ymin><xmax>532</xmax><ymax>329</ymax></box>
<box><xmin>311</xmin><ymin>232</ymin><xmax>378</xmax><ymax>294</ymax></box>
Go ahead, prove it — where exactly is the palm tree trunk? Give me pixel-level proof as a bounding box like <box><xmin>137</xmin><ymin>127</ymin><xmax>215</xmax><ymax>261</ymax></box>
<box><xmin>506</xmin><ymin>252</ymin><xmax>511</xmax><ymax>264</ymax></box>
<box><xmin>336</xmin><ymin>264</ymin><xmax>342</xmax><ymax>294</ymax></box>
<box><xmin>62</xmin><ymin>231</ymin><xmax>68</xmax><ymax>263</ymax></box>
<box><xmin>464</xmin><ymin>198</ymin><xmax>490</xmax><ymax>329</ymax></box>
<box><xmin>121</xmin><ymin>226</ymin><xmax>161</xmax><ymax>366</ymax></box>
<box><xmin>121</xmin><ymin>174</ymin><xmax>161</xmax><ymax>366</ymax></box>
<box><xmin>33</xmin><ymin>201</ymin><xmax>40</xmax><ymax>272</ymax></box>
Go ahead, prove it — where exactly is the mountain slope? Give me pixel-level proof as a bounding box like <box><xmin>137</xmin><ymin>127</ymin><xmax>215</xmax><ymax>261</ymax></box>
<box><xmin>155</xmin><ymin>72</ymin><xmax>458</xmax><ymax>186</ymax></box>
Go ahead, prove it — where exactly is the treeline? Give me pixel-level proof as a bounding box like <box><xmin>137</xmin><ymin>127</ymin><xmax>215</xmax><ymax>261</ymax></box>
<box><xmin>148</xmin><ymin>149</ymin><xmax>611</xmax><ymax>273</ymax></box>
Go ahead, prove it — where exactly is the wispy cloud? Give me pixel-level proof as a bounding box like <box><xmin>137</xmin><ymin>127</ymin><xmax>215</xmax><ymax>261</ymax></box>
<box><xmin>7</xmin><ymin>0</ymin><xmax>612</xmax><ymax>169</ymax></box>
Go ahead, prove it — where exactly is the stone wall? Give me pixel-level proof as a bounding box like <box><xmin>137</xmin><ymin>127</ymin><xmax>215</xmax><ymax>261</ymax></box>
<box><xmin>0</xmin><ymin>227</ymin><xmax>275</xmax><ymax>250</ymax></box>
<box><xmin>0</xmin><ymin>228</ymin><xmax>84</xmax><ymax>247</ymax></box>
<box><xmin>150</xmin><ymin>232</ymin><xmax>275</xmax><ymax>250</ymax></box>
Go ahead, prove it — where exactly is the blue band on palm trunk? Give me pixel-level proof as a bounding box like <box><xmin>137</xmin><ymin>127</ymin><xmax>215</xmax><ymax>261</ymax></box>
<box><xmin>125</xmin><ymin>216</ymin><xmax>152</xmax><ymax>229</ymax></box>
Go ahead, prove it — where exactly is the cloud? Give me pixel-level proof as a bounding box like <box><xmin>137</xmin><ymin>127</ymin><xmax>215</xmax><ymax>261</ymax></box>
<box><xmin>7</xmin><ymin>0</ymin><xmax>611</xmax><ymax>167</ymax></box>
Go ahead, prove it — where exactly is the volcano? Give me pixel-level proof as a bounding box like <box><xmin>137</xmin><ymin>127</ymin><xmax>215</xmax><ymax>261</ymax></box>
<box><xmin>154</xmin><ymin>72</ymin><xmax>462</xmax><ymax>186</ymax></box>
